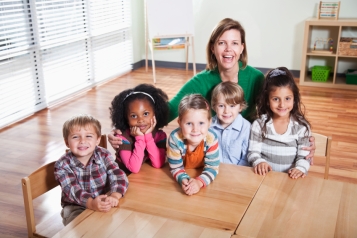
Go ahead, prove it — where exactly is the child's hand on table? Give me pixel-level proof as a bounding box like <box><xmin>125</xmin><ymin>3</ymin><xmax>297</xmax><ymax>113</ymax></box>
<box><xmin>182</xmin><ymin>178</ymin><xmax>203</xmax><ymax>196</ymax></box>
<box><xmin>88</xmin><ymin>195</ymin><xmax>111</xmax><ymax>212</ymax></box>
<box><xmin>254</xmin><ymin>162</ymin><xmax>272</xmax><ymax>176</ymax></box>
<box><xmin>105</xmin><ymin>192</ymin><xmax>122</xmax><ymax>207</ymax></box>
<box><xmin>288</xmin><ymin>168</ymin><xmax>305</xmax><ymax>179</ymax></box>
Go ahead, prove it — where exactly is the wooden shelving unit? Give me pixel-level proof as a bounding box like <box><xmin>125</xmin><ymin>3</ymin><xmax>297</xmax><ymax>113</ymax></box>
<box><xmin>300</xmin><ymin>18</ymin><xmax>357</xmax><ymax>89</ymax></box>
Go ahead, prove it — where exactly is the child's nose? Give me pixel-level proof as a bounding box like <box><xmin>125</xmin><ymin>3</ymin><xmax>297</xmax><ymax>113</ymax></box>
<box><xmin>137</xmin><ymin>116</ymin><xmax>144</xmax><ymax>122</ymax></box>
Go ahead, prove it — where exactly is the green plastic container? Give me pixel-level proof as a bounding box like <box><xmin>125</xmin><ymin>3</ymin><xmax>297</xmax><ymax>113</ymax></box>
<box><xmin>346</xmin><ymin>69</ymin><xmax>357</xmax><ymax>85</ymax></box>
<box><xmin>311</xmin><ymin>66</ymin><xmax>331</xmax><ymax>82</ymax></box>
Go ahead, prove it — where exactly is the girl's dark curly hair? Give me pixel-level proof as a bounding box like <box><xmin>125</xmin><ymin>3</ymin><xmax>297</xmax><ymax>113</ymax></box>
<box><xmin>257</xmin><ymin>67</ymin><xmax>311</xmax><ymax>138</ymax></box>
<box><xmin>109</xmin><ymin>84</ymin><xmax>169</xmax><ymax>131</ymax></box>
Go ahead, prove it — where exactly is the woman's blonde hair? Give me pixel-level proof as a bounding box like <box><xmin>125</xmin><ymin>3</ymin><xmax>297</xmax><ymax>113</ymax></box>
<box><xmin>206</xmin><ymin>18</ymin><xmax>247</xmax><ymax>70</ymax></box>
<box><xmin>178</xmin><ymin>94</ymin><xmax>211</xmax><ymax>120</ymax></box>
<box><xmin>63</xmin><ymin>114</ymin><xmax>101</xmax><ymax>140</ymax></box>
<box><xmin>211</xmin><ymin>81</ymin><xmax>247</xmax><ymax>110</ymax></box>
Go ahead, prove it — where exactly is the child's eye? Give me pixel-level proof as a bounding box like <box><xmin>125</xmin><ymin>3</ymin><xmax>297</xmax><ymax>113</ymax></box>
<box><xmin>86</xmin><ymin>135</ymin><xmax>93</xmax><ymax>138</ymax></box>
<box><xmin>130</xmin><ymin>115</ymin><xmax>137</xmax><ymax>118</ymax></box>
<box><xmin>199</xmin><ymin>122</ymin><xmax>205</xmax><ymax>125</ymax></box>
<box><xmin>218</xmin><ymin>104</ymin><xmax>224</xmax><ymax>108</ymax></box>
<box><xmin>144</xmin><ymin>112</ymin><xmax>149</xmax><ymax>116</ymax></box>
<box><xmin>186</xmin><ymin>122</ymin><xmax>192</xmax><ymax>126</ymax></box>
<box><xmin>230</xmin><ymin>104</ymin><xmax>236</xmax><ymax>108</ymax></box>
<box><xmin>72</xmin><ymin>136</ymin><xmax>78</xmax><ymax>139</ymax></box>
<box><xmin>286</xmin><ymin>97</ymin><xmax>292</xmax><ymax>101</ymax></box>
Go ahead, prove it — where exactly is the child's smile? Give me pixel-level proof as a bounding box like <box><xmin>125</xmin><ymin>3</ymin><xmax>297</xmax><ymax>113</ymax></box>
<box><xmin>65</xmin><ymin>125</ymin><xmax>100</xmax><ymax>164</ymax></box>
<box><xmin>178</xmin><ymin>109</ymin><xmax>211</xmax><ymax>148</ymax></box>
<box><xmin>127</xmin><ymin>99</ymin><xmax>155</xmax><ymax>134</ymax></box>
<box><xmin>269</xmin><ymin>86</ymin><xmax>294</xmax><ymax>119</ymax></box>
<box><xmin>214</xmin><ymin>94</ymin><xmax>242</xmax><ymax>128</ymax></box>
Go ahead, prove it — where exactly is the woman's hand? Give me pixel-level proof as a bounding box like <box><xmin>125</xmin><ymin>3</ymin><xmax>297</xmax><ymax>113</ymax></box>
<box><xmin>303</xmin><ymin>136</ymin><xmax>316</xmax><ymax>165</ymax></box>
<box><xmin>108</xmin><ymin>129</ymin><xmax>123</xmax><ymax>149</ymax></box>
<box><xmin>145</xmin><ymin>116</ymin><xmax>157</xmax><ymax>135</ymax></box>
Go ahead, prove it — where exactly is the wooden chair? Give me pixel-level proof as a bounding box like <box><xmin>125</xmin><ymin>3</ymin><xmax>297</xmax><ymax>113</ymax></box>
<box><xmin>22</xmin><ymin>161</ymin><xmax>60</xmax><ymax>237</ymax></box>
<box><xmin>312</xmin><ymin>132</ymin><xmax>332</xmax><ymax>179</ymax></box>
<box><xmin>22</xmin><ymin>134</ymin><xmax>107</xmax><ymax>237</ymax></box>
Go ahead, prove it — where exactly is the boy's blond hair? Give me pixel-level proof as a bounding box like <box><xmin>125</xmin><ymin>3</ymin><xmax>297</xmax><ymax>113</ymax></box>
<box><xmin>211</xmin><ymin>81</ymin><xmax>248</xmax><ymax>110</ymax></box>
<box><xmin>63</xmin><ymin>114</ymin><xmax>101</xmax><ymax>140</ymax></box>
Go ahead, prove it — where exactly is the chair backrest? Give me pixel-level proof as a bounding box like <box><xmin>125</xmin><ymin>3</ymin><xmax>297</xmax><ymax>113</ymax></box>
<box><xmin>65</xmin><ymin>134</ymin><xmax>107</xmax><ymax>153</ymax></box>
<box><xmin>22</xmin><ymin>161</ymin><xmax>59</xmax><ymax>237</ymax></box>
<box><xmin>311</xmin><ymin>132</ymin><xmax>332</xmax><ymax>179</ymax></box>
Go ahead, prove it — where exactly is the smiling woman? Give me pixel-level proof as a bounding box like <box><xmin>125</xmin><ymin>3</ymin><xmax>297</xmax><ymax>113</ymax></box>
<box><xmin>167</xmin><ymin>18</ymin><xmax>264</xmax><ymax>124</ymax></box>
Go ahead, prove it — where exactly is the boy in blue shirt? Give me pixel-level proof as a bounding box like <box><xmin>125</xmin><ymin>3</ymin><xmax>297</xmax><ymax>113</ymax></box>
<box><xmin>210</xmin><ymin>81</ymin><xmax>251</xmax><ymax>166</ymax></box>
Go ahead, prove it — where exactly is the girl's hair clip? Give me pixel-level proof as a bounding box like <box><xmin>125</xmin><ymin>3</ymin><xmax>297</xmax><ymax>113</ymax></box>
<box><xmin>123</xmin><ymin>91</ymin><xmax>155</xmax><ymax>103</ymax></box>
<box><xmin>269</xmin><ymin>68</ymin><xmax>286</xmax><ymax>78</ymax></box>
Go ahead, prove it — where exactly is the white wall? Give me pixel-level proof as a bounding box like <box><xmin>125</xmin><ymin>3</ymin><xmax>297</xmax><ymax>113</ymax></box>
<box><xmin>131</xmin><ymin>0</ymin><xmax>357</xmax><ymax>70</ymax></box>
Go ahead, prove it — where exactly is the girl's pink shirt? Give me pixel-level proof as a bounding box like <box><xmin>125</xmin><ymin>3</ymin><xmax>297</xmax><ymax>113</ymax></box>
<box><xmin>118</xmin><ymin>132</ymin><xmax>166</xmax><ymax>173</ymax></box>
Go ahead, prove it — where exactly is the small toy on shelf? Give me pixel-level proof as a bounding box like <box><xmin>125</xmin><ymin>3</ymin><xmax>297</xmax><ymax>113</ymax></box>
<box><xmin>312</xmin><ymin>37</ymin><xmax>334</xmax><ymax>54</ymax></box>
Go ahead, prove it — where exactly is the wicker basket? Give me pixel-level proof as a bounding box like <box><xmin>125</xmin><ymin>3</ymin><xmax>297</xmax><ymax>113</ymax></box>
<box><xmin>338</xmin><ymin>38</ymin><xmax>357</xmax><ymax>56</ymax></box>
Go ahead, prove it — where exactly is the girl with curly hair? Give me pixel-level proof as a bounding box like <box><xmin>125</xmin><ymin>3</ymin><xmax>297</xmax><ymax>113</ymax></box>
<box><xmin>109</xmin><ymin>84</ymin><xmax>169</xmax><ymax>174</ymax></box>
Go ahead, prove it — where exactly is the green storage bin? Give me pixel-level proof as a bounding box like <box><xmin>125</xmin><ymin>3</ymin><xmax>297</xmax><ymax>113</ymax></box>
<box><xmin>311</xmin><ymin>66</ymin><xmax>331</xmax><ymax>82</ymax></box>
<box><xmin>346</xmin><ymin>69</ymin><xmax>357</xmax><ymax>85</ymax></box>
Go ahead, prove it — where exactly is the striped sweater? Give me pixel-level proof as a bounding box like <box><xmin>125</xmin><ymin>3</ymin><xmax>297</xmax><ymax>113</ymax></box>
<box><xmin>167</xmin><ymin>128</ymin><xmax>220</xmax><ymax>186</ymax></box>
<box><xmin>248</xmin><ymin>115</ymin><xmax>311</xmax><ymax>174</ymax></box>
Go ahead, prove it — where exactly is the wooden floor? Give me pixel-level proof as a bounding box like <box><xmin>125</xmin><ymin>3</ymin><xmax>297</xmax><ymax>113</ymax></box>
<box><xmin>0</xmin><ymin>67</ymin><xmax>356</xmax><ymax>237</ymax></box>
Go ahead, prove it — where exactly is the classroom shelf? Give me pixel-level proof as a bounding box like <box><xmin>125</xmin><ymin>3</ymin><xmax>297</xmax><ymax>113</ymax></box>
<box><xmin>300</xmin><ymin>18</ymin><xmax>357</xmax><ymax>89</ymax></box>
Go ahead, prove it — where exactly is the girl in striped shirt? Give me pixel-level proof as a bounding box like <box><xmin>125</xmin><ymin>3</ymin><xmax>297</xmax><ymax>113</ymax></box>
<box><xmin>248</xmin><ymin>67</ymin><xmax>311</xmax><ymax>179</ymax></box>
<box><xmin>167</xmin><ymin>94</ymin><xmax>220</xmax><ymax>196</ymax></box>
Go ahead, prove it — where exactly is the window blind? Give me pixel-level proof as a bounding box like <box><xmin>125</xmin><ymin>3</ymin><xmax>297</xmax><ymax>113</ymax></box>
<box><xmin>0</xmin><ymin>0</ymin><xmax>133</xmax><ymax>128</ymax></box>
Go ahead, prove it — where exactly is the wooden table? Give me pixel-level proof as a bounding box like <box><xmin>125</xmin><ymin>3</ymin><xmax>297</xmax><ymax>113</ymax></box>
<box><xmin>120</xmin><ymin>163</ymin><xmax>265</xmax><ymax>233</ymax></box>
<box><xmin>235</xmin><ymin>171</ymin><xmax>357</xmax><ymax>237</ymax></box>
<box><xmin>53</xmin><ymin>208</ymin><xmax>231</xmax><ymax>238</ymax></box>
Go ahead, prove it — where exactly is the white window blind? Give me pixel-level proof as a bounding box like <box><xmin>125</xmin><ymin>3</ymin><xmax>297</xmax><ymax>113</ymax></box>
<box><xmin>0</xmin><ymin>0</ymin><xmax>133</xmax><ymax>128</ymax></box>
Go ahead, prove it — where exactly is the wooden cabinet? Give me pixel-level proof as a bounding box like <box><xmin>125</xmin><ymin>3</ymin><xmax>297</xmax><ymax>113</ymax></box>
<box><xmin>300</xmin><ymin>18</ymin><xmax>357</xmax><ymax>89</ymax></box>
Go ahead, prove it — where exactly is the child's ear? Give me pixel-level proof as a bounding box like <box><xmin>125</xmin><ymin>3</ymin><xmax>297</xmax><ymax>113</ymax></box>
<box><xmin>177</xmin><ymin>118</ymin><xmax>181</xmax><ymax>125</ymax></box>
<box><xmin>64</xmin><ymin>139</ymin><xmax>70</xmax><ymax>148</ymax></box>
<box><xmin>238</xmin><ymin>104</ymin><xmax>243</xmax><ymax>113</ymax></box>
<box><xmin>96</xmin><ymin>135</ymin><xmax>101</xmax><ymax>146</ymax></box>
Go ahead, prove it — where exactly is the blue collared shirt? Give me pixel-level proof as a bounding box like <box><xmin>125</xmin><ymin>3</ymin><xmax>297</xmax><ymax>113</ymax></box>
<box><xmin>211</xmin><ymin>114</ymin><xmax>251</xmax><ymax>166</ymax></box>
